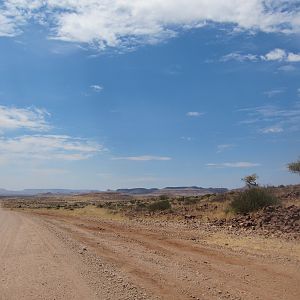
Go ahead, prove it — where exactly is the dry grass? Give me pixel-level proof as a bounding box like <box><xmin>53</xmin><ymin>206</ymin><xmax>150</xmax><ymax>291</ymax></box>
<box><xmin>25</xmin><ymin>206</ymin><xmax>126</xmax><ymax>221</ymax></box>
<box><xmin>204</xmin><ymin>231</ymin><xmax>300</xmax><ymax>260</ymax></box>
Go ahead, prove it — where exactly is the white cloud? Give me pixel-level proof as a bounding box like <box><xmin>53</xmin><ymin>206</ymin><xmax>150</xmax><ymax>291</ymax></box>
<box><xmin>0</xmin><ymin>105</ymin><xmax>50</xmax><ymax>131</ymax></box>
<box><xmin>206</xmin><ymin>162</ymin><xmax>260</xmax><ymax>168</ymax></box>
<box><xmin>112</xmin><ymin>155</ymin><xmax>171</xmax><ymax>161</ymax></box>
<box><xmin>0</xmin><ymin>13</ymin><xmax>17</xmax><ymax>37</ymax></box>
<box><xmin>262</xmin><ymin>49</ymin><xmax>300</xmax><ymax>62</ymax></box>
<box><xmin>262</xmin><ymin>48</ymin><xmax>286</xmax><ymax>61</ymax></box>
<box><xmin>186</xmin><ymin>111</ymin><xmax>204</xmax><ymax>117</ymax></box>
<box><xmin>287</xmin><ymin>53</ymin><xmax>300</xmax><ymax>62</ymax></box>
<box><xmin>261</xmin><ymin>49</ymin><xmax>300</xmax><ymax>63</ymax></box>
<box><xmin>0</xmin><ymin>135</ymin><xmax>103</xmax><ymax>162</ymax></box>
<box><xmin>90</xmin><ymin>84</ymin><xmax>103</xmax><ymax>92</ymax></box>
<box><xmin>1</xmin><ymin>1</ymin><xmax>300</xmax><ymax>49</ymax></box>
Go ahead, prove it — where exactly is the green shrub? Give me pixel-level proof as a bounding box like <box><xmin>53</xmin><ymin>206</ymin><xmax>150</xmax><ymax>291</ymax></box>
<box><xmin>183</xmin><ymin>197</ymin><xmax>197</xmax><ymax>205</ymax></box>
<box><xmin>159</xmin><ymin>194</ymin><xmax>169</xmax><ymax>201</ymax></box>
<box><xmin>148</xmin><ymin>200</ymin><xmax>171</xmax><ymax>211</ymax></box>
<box><xmin>229</xmin><ymin>188</ymin><xmax>279</xmax><ymax>214</ymax></box>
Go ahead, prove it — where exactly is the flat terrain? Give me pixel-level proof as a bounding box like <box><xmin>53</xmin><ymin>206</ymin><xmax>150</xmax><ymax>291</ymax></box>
<box><xmin>0</xmin><ymin>206</ymin><xmax>299</xmax><ymax>300</ymax></box>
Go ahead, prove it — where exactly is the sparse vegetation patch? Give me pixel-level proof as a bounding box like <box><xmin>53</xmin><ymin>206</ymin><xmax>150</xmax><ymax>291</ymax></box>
<box><xmin>229</xmin><ymin>188</ymin><xmax>279</xmax><ymax>214</ymax></box>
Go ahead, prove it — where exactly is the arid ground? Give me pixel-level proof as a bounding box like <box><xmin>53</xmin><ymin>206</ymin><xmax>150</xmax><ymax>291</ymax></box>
<box><xmin>1</xmin><ymin>187</ymin><xmax>300</xmax><ymax>300</ymax></box>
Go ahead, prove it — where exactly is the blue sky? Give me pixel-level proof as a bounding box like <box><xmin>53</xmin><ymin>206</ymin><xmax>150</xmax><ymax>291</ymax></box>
<box><xmin>0</xmin><ymin>0</ymin><xmax>299</xmax><ymax>190</ymax></box>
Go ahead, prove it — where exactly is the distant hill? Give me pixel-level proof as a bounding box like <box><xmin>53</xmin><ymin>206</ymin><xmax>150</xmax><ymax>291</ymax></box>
<box><xmin>0</xmin><ymin>186</ymin><xmax>228</xmax><ymax>197</ymax></box>
<box><xmin>116</xmin><ymin>186</ymin><xmax>228</xmax><ymax>196</ymax></box>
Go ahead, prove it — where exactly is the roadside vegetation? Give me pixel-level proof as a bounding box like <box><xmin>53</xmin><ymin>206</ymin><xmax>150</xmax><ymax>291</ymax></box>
<box><xmin>229</xmin><ymin>188</ymin><xmax>279</xmax><ymax>214</ymax></box>
<box><xmin>4</xmin><ymin>184</ymin><xmax>298</xmax><ymax>221</ymax></box>
<box><xmin>227</xmin><ymin>174</ymin><xmax>279</xmax><ymax>214</ymax></box>
<box><xmin>148</xmin><ymin>199</ymin><xmax>171</xmax><ymax>211</ymax></box>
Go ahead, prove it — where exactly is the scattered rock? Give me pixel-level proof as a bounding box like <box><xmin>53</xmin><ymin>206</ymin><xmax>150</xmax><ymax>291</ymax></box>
<box><xmin>212</xmin><ymin>205</ymin><xmax>300</xmax><ymax>239</ymax></box>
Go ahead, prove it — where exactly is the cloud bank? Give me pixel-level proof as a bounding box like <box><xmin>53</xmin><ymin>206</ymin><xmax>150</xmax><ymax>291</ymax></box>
<box><xmin>1</xmin><ymin>1</ymin><xmax>300</xmax><ymax>50</ymax></box>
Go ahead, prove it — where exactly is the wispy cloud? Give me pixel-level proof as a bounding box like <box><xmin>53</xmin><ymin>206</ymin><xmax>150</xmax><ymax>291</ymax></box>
<box><xmin>112</xmin><ymin>155</ymin><xmax>171</xmax><ymax>161</ymax></box>
<box><xmin>90</xmin><ymin>84</ymin><xmax>103</xmax><ymax>92</ymax></box>
<box><xmin>221</xmin><ymin>53</ymin><xmax>258</xmax><ymax>62</ymax></box>
<box><xmin>263</xmin><ymin>89</ymin><xmax>284</xmax><ymax>98</ymax></box>
<box><xmin>0</xmin><ymin>104</ymin><xmax>105</xmax><ymax>163</ymax></box>
<box><xmin>278</xmin><ymin>65</ymin><xmax>297</xmax><ymax>72</ymax></box>
<box><xmin>206</xmin><ymin>162</ymin><xmax>260</xmax><ymax>168</ymax></box>
<box><xmin>1</xmin><ymin>1</ymin><xmax>300</xmax><ymax>50</ymax></box>
<box><xmin>30</xmin><ymin>168</ymin><xmax>70</xmax><ymax>175</ymax></box>
<box><xmin>222</xmin><ymin>48</ymin><xmax>300</xmax><ymax>64</ymax></box>
<box><xmin>260</xmin><ymin>126</ymin><xmax>283</xmax><ymax>134</ymax></box>
<box><xmin>0</xmin><ymin>135</ymin><xmax>103</xmax><ymax>162</ymax></box>
<box><xmin>239</xmin><ymin>102</ymin><xmax>300</xmax><ymax>134</ymax></box>
<box><xmin>217</xmin><ymin>144</ymin><xmax>235</xmax><ymax>153</ymax></box>
<box><xmin>186</xmin><ymin>111</ymin><xmax>204</xmax><ymax>117</ymax></box>
<box><xmin>181</xmin><ymin>136</ymin><xmax>193</xmax><ymax>142</ymax></box>
<box><xmin>0</xmin><ymin>106</ymin><xmax>50</xmax><ymax>131</ymax></box>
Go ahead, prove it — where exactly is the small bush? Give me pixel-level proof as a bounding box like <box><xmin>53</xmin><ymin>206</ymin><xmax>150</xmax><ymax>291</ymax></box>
<box><xmin>159</xmin><ymin>194</ymin><xmax>169</xmax><ymax>201</ymax></box>
<box><xmin>135</xmin><ymin>202</ymin><xmax>146</xmax><ymax>211</ymax></box>
<box><xmin>229</xmin><ymin>188</ymin><xmax>279</xmax><ymax>214</ymax></box>
<box><xmin>177</xmin><ymin>196</ymin><xmax>185</xmax><ymax>202</ymax></box>
<box><xmin>148</xmin><ymin>200</ymin><xmax>171</xmax><ymax>211</ymax></box>
<box><xmin>183</xmin><ymin>197</ymin><xmax>197</xmax><ymax>205</ymax></box>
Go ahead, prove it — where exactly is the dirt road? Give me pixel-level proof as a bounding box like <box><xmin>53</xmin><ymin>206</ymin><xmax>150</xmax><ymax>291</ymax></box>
<box><xmin>0</xmin><ymin>208</ymin><xmax>99</xmax><ymax>300</ymax></box>
<box><xmin>0</xmin><ymin>207</ymin><xmax>299</xmax><ymax>300</ymax></box>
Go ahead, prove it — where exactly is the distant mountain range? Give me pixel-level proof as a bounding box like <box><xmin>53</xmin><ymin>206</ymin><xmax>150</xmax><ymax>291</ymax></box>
<box><xmin>0</xmin><ymin>186</ymin><xmax>228</xmax><ymax>197</ymax></box>
<box><xmin>0</xmin><ymin>189</ymin><xmax>99</xmax><ymax>196</ymax></box>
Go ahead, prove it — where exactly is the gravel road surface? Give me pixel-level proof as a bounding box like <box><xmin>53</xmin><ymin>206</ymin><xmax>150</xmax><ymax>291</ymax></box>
<box><xmin>0</xmin><ymin>207</ymin><xmax>299</xmax><ymax>300</ymax></box>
